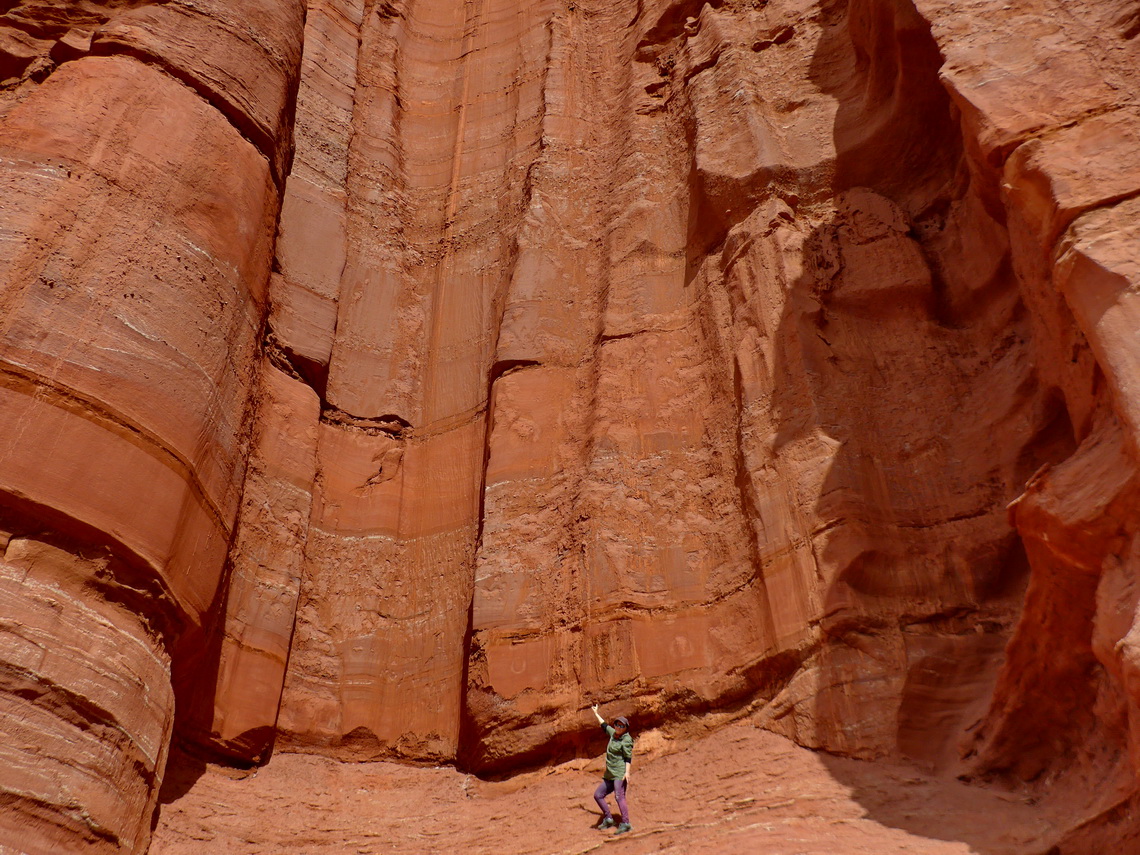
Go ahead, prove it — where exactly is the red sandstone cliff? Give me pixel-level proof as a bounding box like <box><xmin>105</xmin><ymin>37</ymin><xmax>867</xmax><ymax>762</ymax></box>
<box><xmin>0</xmin><ymin>0</ymin><xmax>1138</xmax><ymax>852</ymax></box>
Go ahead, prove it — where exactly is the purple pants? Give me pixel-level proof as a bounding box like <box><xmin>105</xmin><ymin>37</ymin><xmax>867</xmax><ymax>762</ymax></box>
<box><xmin>593</xmin><ymin>778</ymin><xmax>629</xmax><ymax>824</ymax></box>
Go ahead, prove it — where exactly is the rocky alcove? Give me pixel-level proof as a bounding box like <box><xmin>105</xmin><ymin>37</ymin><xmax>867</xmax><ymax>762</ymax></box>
<box><xmin>0</xmin><ymin>0</ymin><xmax>1138</xmax><ymax>852</ymax></box>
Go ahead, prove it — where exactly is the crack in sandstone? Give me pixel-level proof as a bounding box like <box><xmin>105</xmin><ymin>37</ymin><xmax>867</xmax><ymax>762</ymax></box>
<box><xmin>1052</xmin><ymin>185</ymin><xmax>1140</xmax><ymax>257</ymax></box>
<box><xmin>87</xmin><ymin>40</ymin><xmax>286</xmax><ymax>183</ymax></box>
<box><xmin>810</xmin><ymin>503</ymin><xmax>1002</xmax><ymax>538</ymax></box>
<box><xmin>983</xmin><ymin>101</ymin><xmax>1137</xmax><ymax>172</ymax></box>
<box><xmin>0</xmin><ymin>791</ymin><xmax>122</xmax><ymax>847</ymax></box>
<box><xmin>0</xmin><ymin>660</ymin><xmax>162</xmax><ymax>780</ymax></box>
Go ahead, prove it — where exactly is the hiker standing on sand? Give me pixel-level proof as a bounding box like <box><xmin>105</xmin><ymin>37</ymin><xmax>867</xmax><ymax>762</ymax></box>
<box><xmin>590</xmin><ymin>703</ymin><xmax>633</xmax><ymax>835</ymax></box>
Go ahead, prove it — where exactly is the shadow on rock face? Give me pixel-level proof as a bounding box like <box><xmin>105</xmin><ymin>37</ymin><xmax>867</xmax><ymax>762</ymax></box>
<box><xmin>749</xmin><ymin>0</ymin><xmax>1112</xmax><ymax>851</ymax></box>
<box><xmin>744</xmin><ymin>0</ymin><xmax>1140</xmax><ymax>852</ymax></box>
<box><xmin>155</xmin><ymin>747</ymin><xmax>210</xmax><ymax>811</ymax></box>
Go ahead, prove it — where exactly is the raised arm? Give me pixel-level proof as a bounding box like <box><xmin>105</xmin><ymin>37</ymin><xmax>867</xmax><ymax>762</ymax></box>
<box><xmin>590</xmin><ymin>703</ymin><xmax>605</xmax><ymax>725</ymax></box>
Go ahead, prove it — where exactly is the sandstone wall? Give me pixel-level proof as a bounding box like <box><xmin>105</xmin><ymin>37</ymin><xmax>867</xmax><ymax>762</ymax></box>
<box><xmin>1</xmin><ymin>0</ymin><xmax>1139</xmax><ymax>851</ymax></box>
<box><xmin>0</xmin><ymin>0</ymin><xmax>303</xmax><ymax>850</ymax></box>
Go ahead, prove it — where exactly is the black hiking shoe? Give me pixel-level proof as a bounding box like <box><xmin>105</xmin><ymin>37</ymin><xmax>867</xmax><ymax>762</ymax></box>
<box><xmin>596</xmin><ymin>816</ymin><xmax>615</xmax><ymax>830</ymax></box>
<box><xmin>615</xmin><ymin>823</ymin><xmax>632</xmax><ymax>835</ymax></box>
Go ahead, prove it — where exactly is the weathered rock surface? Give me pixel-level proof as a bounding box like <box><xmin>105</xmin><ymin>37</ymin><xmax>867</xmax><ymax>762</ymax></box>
<box><xmin>0</xmin><ymin>1</ymin><xmax>302</xmax><ymax>850</ymax></box>
<box><xmin>0</xmin><ymin>0</ymin><xmax>1139</xmax><ymax>851</ymax></box>
<box><xmin>0</xmin><ymin>538</ymin><xmax>172</xmax><ymax>855</ymax></box>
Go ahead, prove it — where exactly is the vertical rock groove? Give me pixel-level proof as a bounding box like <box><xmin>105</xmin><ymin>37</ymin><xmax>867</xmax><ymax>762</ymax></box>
<box><xmin>272</xmin><ymin>0</ymin><xmax>560</xmax><ymax>762</ymax></box>
<box><xmin>0</xmin><ymin>1</ymin><xmax>306</xmax><ymax>850</ymax></box>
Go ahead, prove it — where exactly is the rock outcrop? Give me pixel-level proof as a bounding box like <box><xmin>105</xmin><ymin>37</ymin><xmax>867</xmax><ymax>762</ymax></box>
<box><xmin>0</xmin><ymin>1</ymin><xmax>302</xmax><ymax>850</ymax></box>
<box><xmin>1</xmin><ymin>0</ymin><xmax>1139</xmax><ymax>851</ymax></box>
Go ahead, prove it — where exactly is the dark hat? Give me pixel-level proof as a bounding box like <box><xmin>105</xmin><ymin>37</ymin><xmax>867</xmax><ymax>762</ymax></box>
<box><xmin>613</xmin><ymin>716</ymin><xmax>629</xmax><ymax>728</ymax></box>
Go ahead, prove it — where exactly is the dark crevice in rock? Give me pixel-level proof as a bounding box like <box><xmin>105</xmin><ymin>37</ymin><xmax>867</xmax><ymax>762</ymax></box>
<box><xmin>320</xmin><ymin>406</ymin><xmax>412</xmax><ymax>438</ymax></box>
<box><xmin>0</xmin><ymin>791</ymin><xmax>123</xmax><ymax>848</ymax></box>
<box><xmin>1123</xmin><ymin>12</ymin><xmax>1140</xmax><ymax>40</ymax></box>
<box><xmin>264</xmin><ymin>330</ymin><xmax>329</xmax><ymax>401</ymax></box>
<box><xmin>752</xmin><ymin>24</ymin><xmax>795</xmax><ymax>51</ymax></box>
<box><xmin>86</xmin><ymin>39</ymin><xmax>285</xmax><ymax>184</ymax></box>
<box><xmin>0</xmin><ymin>363</ymin><xmax>233</xmax><ymax>537</ymax></box>
<box><xmin>1050</xmin><ymin>185</ymin><xmax>1140</xmax><ymax>257</ymax></box>
<box><xmin>681</xmin><ymin>47</ymin><xmax>722</xmax><ymax>83</ymax></box>
<box><xmin>0</xmin><ymin>503</ymin><xmax>187</xmax><ymax>648</ymax></box>
<box><xmin>374</xmin><ymin>0</ymin><xmax>401</xmax><ymax>20</ymax></box>
<box><xmin>636</xmin><ymin>0</ymin><xmax>723</xmax><ymax>54</ymax></box>
<box><xmin>1014</xmin><ymin>389</ymin><xmax>1077</xmax><ymax>488</ymax></box>
<box><xmin>0</xmin><ymin>661</ymin><xmax>118</xmax><ymax>730</ymax></box>
<box><xmin>599</xmin><ymin>326</ymin><xmax>668</xmax><ymax>343</ymax></box>
<box><xmin>488</xmin><ymin>358</ymin><xmax>541</xmax><ymax>385</ymax></box>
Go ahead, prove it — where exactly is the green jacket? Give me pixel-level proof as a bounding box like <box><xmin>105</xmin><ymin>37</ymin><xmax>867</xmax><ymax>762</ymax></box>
<box><xmin>602</xmin><ymin>724</ymin><xmax>633</xmax><ymax>780</ymax></box>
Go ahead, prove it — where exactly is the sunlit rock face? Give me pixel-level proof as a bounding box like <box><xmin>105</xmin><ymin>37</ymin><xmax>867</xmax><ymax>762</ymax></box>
<box><xmin>0</xmin><ymin>0</ymin><xmax>1138</xmax><ymax>850</ymax></box>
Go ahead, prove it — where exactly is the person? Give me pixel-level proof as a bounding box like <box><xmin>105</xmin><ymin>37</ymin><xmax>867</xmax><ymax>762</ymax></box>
<box><xmin>590</xmin><ymin>703</ymin><xmax>633</xmax><ymax>834</ymax></box>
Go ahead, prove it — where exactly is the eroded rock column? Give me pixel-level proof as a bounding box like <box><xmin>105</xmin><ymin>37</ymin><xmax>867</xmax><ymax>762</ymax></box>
<box><xmin>272</xmin><ymin>0</ymin><xmax>559</xmax><ymax>761</ymax></box>
<box><xmin>0</xmin><ymin>0</ymin><xmax>304</xmax><ymax>848</ymax></box>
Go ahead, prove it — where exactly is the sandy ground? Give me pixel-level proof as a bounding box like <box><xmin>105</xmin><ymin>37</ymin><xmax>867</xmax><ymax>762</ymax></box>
<box><xmin>150</xmin><ymin>719</ymin><xmax>1063</xmax><ymax>855</ymax></box>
